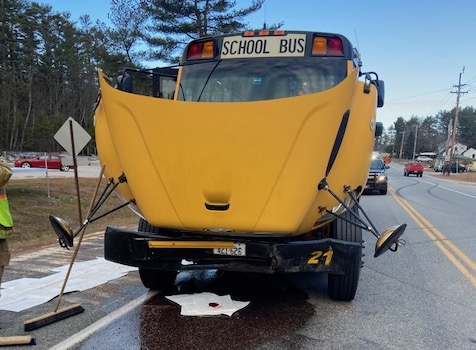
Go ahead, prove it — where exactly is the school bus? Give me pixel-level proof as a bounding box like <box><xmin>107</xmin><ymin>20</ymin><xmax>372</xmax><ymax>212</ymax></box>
<box><xmin>53</xmin><ymin>30</ymin><xmax>406</xmax><ymax>301</ymax></box>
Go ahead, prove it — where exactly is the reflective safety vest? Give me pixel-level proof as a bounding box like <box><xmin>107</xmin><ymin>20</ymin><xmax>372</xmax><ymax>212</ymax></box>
<box><xmin>0</xmin><ymin>186</ymin><xmax>13</xmax><ymax>239</ymax></box>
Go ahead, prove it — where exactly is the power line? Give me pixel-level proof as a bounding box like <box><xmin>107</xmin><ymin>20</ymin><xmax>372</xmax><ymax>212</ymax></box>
<box><xmin>388</xmin><ymin>88</ymin><xmax>451</xmax><ymax>103</ymax></box>
<box><xmin>426</xmin><ymin>92</ymin><xmax>453</xmax><ymax>116</ymax></box>
<box><xmin>464</xmin><ymin>74</ymin><xmax>476</xmax><ymax>85</ymax></box>
<box><xmin>462</xmin><ymin>95</ymin><xmax>476</xmax><ymax>103</ymax></box>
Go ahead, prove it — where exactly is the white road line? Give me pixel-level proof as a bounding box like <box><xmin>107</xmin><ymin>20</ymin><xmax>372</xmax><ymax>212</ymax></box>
<box><xmin>50</xmin><ymin>290</ymin><xmax>158</xmax><ymax>350</ymax></box>
<box><xmin>419</xmin><ymin>179</ymin><xmax>476</xmax><ymax>199</ymax></box>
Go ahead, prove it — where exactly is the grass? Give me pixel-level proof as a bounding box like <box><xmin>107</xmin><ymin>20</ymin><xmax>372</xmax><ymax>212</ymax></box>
<box><xmin>419</xmin><ymin>168</ymin><xmax>476</xmax><ymax>183</ymax></box>
<box><xmin>441</xmin><ymin>171</ymin><xmax>476</xmax><ymax>182</ymax></box>
<box><xmin>6</xmin><ymin>177</ymin><xmax>138</xmax><ymax>254</ymax></box>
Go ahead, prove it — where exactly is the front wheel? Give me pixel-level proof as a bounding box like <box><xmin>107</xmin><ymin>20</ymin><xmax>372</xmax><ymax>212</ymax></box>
<box><xmin>328</xmin><ymin>205</ymin><xmax>362</xmax><ymax>301</ymax></box>
<box><xmin>21</xmin><ymin>162</ymin><xmax>31</xmax><ymax>168</ymax></box>
<box><xmin>138</xmin><ymin>218</ymin><xmax>178</xmax><ymax>290</ymax></box>
<box><xmin>139</xmin><ymin>268</ymin><xmax>178</xmax><ymax>290</ymax></box>
<box><xmin>60</xmin><ymin>165</ymin><xmax>70</xmax><ymax>172</ymax></box>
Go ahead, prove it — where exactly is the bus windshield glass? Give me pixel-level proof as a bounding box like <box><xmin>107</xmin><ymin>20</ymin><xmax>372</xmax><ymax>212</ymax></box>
<box><xmin>177</xmin><ymin>57</ymin><xmax>347</xmax><ymax>102</ymax></box>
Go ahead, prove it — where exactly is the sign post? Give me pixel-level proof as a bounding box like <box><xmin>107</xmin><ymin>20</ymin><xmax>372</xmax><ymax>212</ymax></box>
<box><xmin>54</xmin><ymin>117</ymin><xmax>91</xmax><ymax>226</ymax></box>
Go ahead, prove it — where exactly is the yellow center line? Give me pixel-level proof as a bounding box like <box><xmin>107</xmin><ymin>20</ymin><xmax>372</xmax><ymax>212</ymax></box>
<box><xmin>389</xmin><ymin>185</ymin><xmax>476</xmax><ymax>288</ymax></box>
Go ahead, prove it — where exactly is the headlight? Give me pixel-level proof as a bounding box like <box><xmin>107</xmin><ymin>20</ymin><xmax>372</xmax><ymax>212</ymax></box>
<box><xmin>376</xmin><ymin>174</ymin><xmax>387</xmax><ymax>183</ymax></box>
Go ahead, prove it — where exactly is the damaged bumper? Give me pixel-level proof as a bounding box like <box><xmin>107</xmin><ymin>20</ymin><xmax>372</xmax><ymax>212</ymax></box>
<box><xmin>104</xmin><ymin>226</ymin><xmax>362</xmax><ymax>275</ymax></box>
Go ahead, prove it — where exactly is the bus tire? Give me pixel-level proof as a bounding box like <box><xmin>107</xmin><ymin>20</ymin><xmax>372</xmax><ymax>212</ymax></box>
<box><xmin>139</xmin><ymin>268</ymin><xmax>177</xmax><ymax>290</ymax></box>
<box><xmin>328</xmin><ymin>205</ymin><xmax>362</xmax><ymax>301</ymax></box>
<box><xmin>137</xmin><ymin>218</ymin><xmax>178</xmax><ymax>290</ymax></box>
<box><xmin>138</xmin><ymin>218</ymin><xmax>161</xmax><ymax>233</ymax></box>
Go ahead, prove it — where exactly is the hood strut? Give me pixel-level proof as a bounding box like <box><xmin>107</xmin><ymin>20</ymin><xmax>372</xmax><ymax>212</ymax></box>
<box><xmin>318</xmin><ymin>178</ymin><xmax>406</xmax><ymax>257</ymax></box>
<box><xmin>50</xmin><ymin>167</ymin><xmax>135</xmax><ymax>249</ymax></box>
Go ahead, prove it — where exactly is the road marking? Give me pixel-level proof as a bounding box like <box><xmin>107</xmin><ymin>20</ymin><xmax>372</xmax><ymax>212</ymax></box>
<box><xmin>419</xmin><ymin>179</ymin><xmax>476</xmax><ymax>199</ymax></box>
<box><xmin>50</xmin><ymin>290</ymin><xmax>158</xmax><ymax>350</ymax></box>
<box><xmin>389</xmin><ymin>186</ymin><xmax>476</xmax><ymax>288</ymax></box>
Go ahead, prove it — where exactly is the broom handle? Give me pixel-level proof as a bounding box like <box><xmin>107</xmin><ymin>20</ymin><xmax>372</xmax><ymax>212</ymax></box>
<box><xmin>54</xmin><ymin>165</ymin><xmax>106</xmax><ymax>312</ymax></box>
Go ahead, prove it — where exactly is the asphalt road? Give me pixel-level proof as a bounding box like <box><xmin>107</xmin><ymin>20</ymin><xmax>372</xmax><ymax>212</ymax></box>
<box><xmin>1</xmin><ymin>163</ymin><xmax>475</xmax><ymax>349</ymax></box>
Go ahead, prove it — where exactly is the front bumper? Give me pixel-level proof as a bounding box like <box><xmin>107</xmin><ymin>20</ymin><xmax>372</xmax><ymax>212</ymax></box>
<box><xmin>104</xmin><ymin>226</ymin><xmax>362</xmax><ymax>275</ymax></box>
<box><xmin>365</xmin><ymin>173</ymin><xmax>387</xmax><ymax>191</ymax></box>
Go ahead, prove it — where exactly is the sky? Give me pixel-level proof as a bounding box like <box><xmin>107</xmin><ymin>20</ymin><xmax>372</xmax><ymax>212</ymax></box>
<box><xmin>38</xmin><ymin>0</ymin><xmax>476</xmax><ymax>130</ymax></box>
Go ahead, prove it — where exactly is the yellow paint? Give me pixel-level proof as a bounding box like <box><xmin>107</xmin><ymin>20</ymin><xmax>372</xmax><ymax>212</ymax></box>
<box><xmin>389</xmin><ymin>186</ymin><xmax>476</xmax><ymax>288</ymax></box>
<box><xmin>148</xmin><ymin>241</ymin><xmax>235</xmax><ymax>249</ymax></box>
<box><xmin>95</xmin><ymin>58</ymin><xmax>377</xmax><ymax>235</ymax></box>
<box><xmin>307</xmin><ymin>249</ymin><xmax>334</xmax><ymax>265</ymax></box>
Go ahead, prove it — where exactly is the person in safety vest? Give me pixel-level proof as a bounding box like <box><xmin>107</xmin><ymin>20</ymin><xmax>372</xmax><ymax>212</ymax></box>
<box><xmin>0</xmin><ymin>156</ymin><xmax>13</xmax><ymax>296</ymax></box>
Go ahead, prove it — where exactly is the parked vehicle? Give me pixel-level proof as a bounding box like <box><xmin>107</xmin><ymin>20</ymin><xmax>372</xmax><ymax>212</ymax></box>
<box><xmin>416</xmin><ymin>156</ymin><xmax>433</xmax><ymax>162</ymax></box>
<box><xmin>404</xmin><ymin>162</ymin><xmax>424</xmax><ymax>177</ymax></box>
<box><xmin>435</xmin><ymin>162</ymin><xmax>466</xmax><ymax>173</ymax></box>
<box><xmin>434</xmin><ymin>164</ymin><xmax>443</xmax><ymax>172</ymax></box>
<box><xmin>451</xmin><ymin>163</ymin><xmax>466</xmax><ymax>173</ymax></box>
<box><xmin>14</xmin><ymin>154</ymin><xmax>71</xmax><ymax>171</ymax></box>
<box><xmin>365</xmin><ymin>159</ymin><xmax>388</xmax><ymax>194</ymax></box>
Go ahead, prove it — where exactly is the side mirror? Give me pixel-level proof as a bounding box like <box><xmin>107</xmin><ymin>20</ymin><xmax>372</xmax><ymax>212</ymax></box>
<box><xmin>117</xmin><ymin>74</ymin><xmax>133</xmax><ymax>92</ymax></box>
<box><xmin>374</xmin><ymin>224</ymin><xmax>407</xmax><ymax>257</ymax></box>
<box><xmin>372</xmin><ymin>80</ymin><xmax>385</xmax><ymax>107</ymax></box>
<box><xmin>375</xmin><ymin>121</ymin><xmax>383</xmax><ymax>137</ymax></box>
<box><xmin>49</xmin><ymin>215</ymin><xmax>74</xmax><ymax>248</ymax></box>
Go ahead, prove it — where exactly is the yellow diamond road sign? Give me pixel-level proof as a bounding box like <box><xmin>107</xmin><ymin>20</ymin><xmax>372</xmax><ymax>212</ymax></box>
<box><xmin>54</xmin><ymin>117</ymin><xmax>91</xmax><ymax>156</ymax></box>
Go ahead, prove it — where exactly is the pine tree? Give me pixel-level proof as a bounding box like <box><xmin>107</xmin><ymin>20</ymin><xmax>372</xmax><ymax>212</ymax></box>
<box><xmin>108</xmin><ymin>0</ymin><xmax>148</xmax><ymax>65</ymax></box>
<box><xmin>140</xmin><ymin>0</ymin><xmax>269</xmax><ymax>62</ymax></box>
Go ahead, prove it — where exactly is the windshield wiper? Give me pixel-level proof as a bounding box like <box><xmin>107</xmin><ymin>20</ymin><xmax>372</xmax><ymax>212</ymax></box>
<box><xmin>197</xmin><ymin>60</ymin><xmax>222</xmax><ymax>102</ymax></box>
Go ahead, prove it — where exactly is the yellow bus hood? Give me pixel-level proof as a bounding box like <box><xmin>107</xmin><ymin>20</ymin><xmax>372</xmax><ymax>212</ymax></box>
<box><xmin>95</xmin><ymin>68</ymin><xmax>376</xmax><ymax>235</ymax></box>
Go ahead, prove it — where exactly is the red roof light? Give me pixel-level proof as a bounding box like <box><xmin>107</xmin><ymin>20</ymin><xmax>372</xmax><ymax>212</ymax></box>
<box><xmin>187</xmin><ymin>43</ymin><xmax>202</xmax><ymax>59</ymax></box>
<box><xmin>186</xmin><ymin>41</ymin><xmax>215</xmax><ymax>60</ymax></box>
<box><xmin>312</xmin><ymin>36</ymin><xmax>344</xmax><ymax>55</ymax></box>
<box><xmin>327</xmin><ymin>38</ymin><xmax>344</xmax><ymax>54</ymax></box>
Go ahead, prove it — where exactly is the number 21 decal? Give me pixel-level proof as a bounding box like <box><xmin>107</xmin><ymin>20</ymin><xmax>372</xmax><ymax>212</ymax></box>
<box><xmin>307</xmin><ymin>249</ymin><xmax>333</xmax><ymax>265</ymax></box>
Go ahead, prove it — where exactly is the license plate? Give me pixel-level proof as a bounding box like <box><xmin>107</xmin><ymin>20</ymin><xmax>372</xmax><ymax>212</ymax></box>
<box><xmin>213</xmin><ymin>243</ymin><xmax>246</xmax><ymax>256</ymax></box>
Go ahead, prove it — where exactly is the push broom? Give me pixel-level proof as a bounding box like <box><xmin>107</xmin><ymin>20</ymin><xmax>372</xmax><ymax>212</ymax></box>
<box><xmin>0</xmin><ymin>335</ymin><xmax>35</xmax><ymax>347</ymax></box>
<box><xmin>23</xmin><ymin>165</ymin><xmax>106</xmax><ymax>331</ymax></box>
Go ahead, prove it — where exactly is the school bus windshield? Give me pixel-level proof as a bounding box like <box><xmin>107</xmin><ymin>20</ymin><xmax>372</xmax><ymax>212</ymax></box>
<box><xmin>177</xmin><ymin>57</ymin><xmax>347</xmax><ymax>102</ymax></box>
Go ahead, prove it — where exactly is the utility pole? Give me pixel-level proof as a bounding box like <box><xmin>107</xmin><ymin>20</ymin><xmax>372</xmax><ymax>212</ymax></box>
<box><xmin>412</xmin><ymin>124</ymin><xmax>418</xmax><ymax>161</ymax></box>
<box><xmin>448</xmin><ymin>67</ymin><xmax>468</xmax><ymax>169</ymax></box>
<box><xmin>399</xmin><ymin>130</ymin><xmax>405</xmax><ymax>159</ymax></box>
<box><xmin>445</xmin><ymin>118</ymin><xmax>452</xmax><ymax>161</ymax></box>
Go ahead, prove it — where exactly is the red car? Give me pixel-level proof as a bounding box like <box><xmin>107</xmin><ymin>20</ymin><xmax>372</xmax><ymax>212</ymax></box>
<box><xmin>14</xmin><ymin>154</ymin><xmax>71</xmax><ymax>171</ymax></box>
<box><xmin>404</xmin><ymin>161</ymin><xmax>424</xmax><ymax>177</ymax></box>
